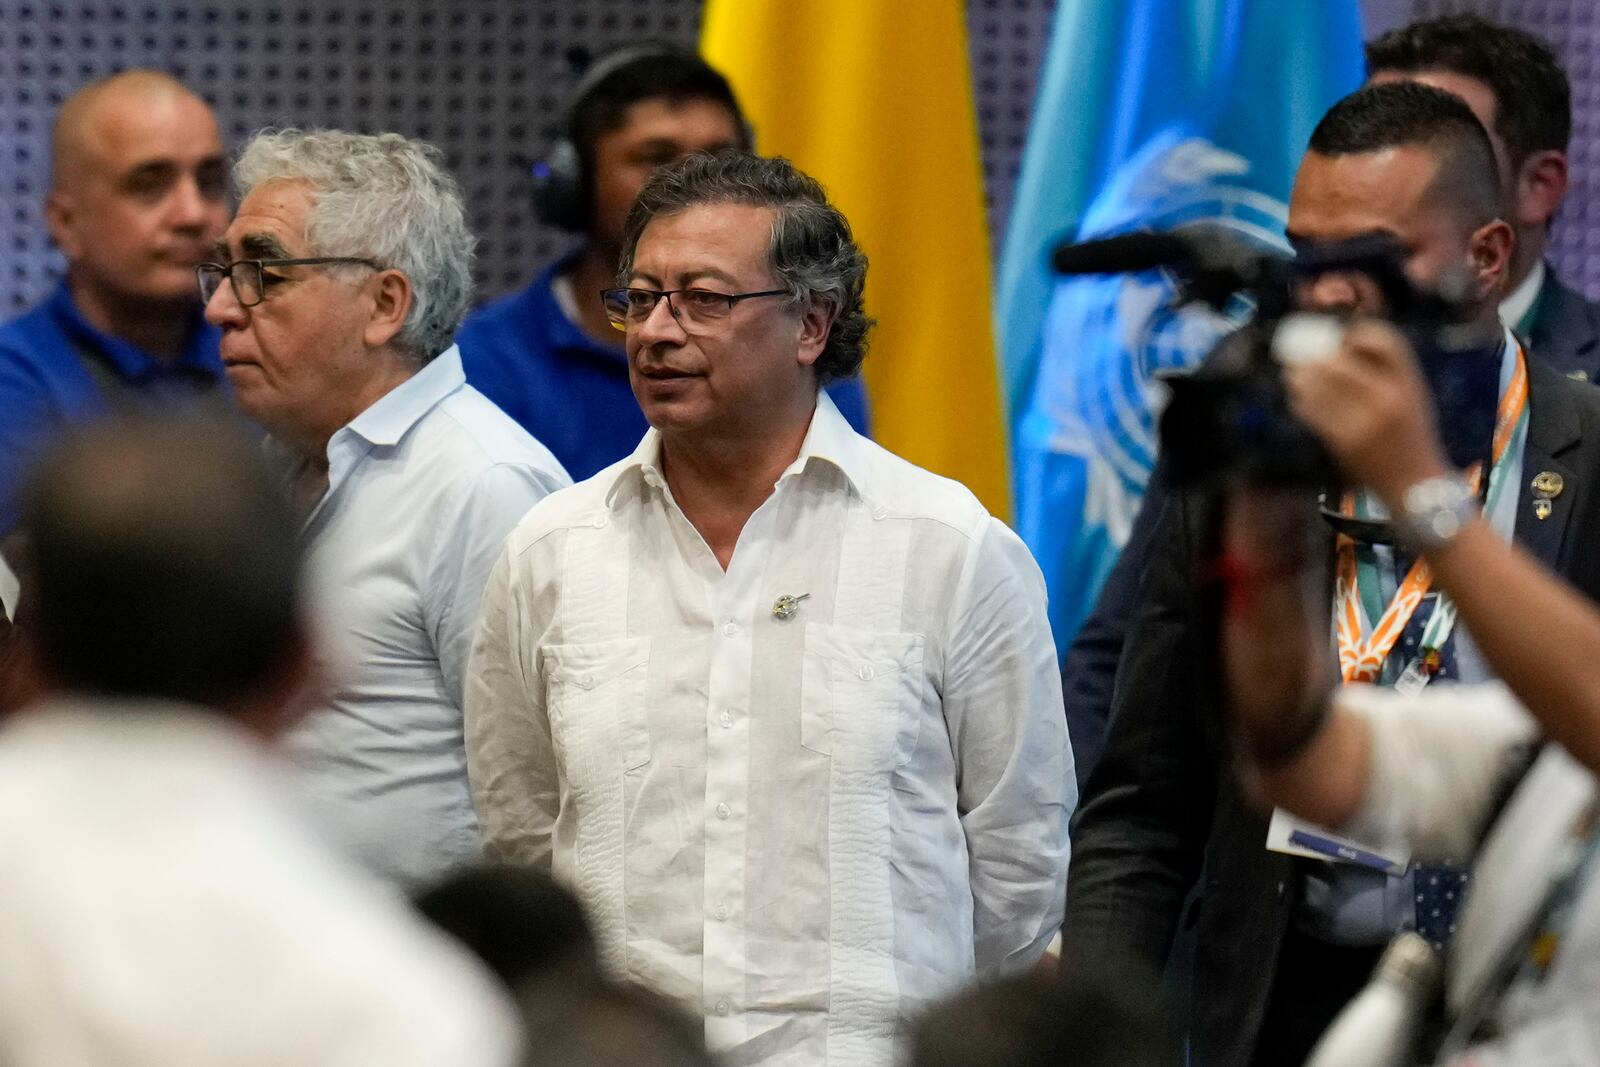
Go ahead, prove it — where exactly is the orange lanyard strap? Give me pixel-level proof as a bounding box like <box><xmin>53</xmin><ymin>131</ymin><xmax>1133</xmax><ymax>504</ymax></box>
<box><xmin>1334</xmin><ymin>345</ymin><xmax>1529</xmax><ymax>684</ymax></box>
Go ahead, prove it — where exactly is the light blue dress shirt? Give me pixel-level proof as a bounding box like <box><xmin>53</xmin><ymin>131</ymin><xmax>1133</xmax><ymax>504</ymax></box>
<box><xmin>284</xmin><ymin>345</ymin><xmax>570</xmax><ymax>888</ymax></box>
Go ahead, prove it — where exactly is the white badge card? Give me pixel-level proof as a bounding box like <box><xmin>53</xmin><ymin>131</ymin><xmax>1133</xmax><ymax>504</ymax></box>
<box><xmin>1267</xmin><ymin>808</ymin><xmax>1410</xmax><ymax>876</ymax></box>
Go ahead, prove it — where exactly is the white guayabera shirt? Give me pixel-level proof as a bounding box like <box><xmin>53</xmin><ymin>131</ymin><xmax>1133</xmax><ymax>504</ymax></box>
<box><xmin>467</xmin><ymin>392</ymin><xmax>1074</xmax><ymax>1067</ymax></box>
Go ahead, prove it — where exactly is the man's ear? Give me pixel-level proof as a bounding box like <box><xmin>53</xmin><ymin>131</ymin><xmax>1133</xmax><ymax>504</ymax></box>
<box><xmin>1469</xmin><ymin>218</ymin><xmax>1515</xmax><ymax>302</ymax></box>
<box><xmin>42</xmin><ymin>191</ymin><xmax>81</xmax><ymax>261</ymax></box>
<box><xmin>795</xmin><ymin>299</ymin><xmax>833</xmax><ymax>370</ymax></box>
<box><xmin>1514</xmin><ymin>150</ymin><xmax>1569</xmax><ymax>230</ymax></box>
<box><xmin>361</xmin><ymin>268</ymin><xmax>414</xmax><ymax>350</ymax></box>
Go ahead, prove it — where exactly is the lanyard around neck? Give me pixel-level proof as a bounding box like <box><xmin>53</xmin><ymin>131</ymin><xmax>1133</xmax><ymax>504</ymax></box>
<box><xmin>1334</xmin><ymin>345</ymin><xmax>1529</xmax><ymax>685</ymax></box>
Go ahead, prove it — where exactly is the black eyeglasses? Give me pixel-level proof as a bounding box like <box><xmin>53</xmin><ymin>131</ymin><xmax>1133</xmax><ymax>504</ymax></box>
<box><xmin>600</xmin><ymin>287</ymin><xmax>789</xmax><ymax>331</ymax></box>
<box><xmin>196</xmin><ymin>257</ymin><xmax>381</xmax><ymax>307</ymax></box>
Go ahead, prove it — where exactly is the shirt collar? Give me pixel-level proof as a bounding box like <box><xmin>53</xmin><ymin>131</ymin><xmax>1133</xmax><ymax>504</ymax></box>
<box><xmin>531</xmin><ymin>250</ymin><xmax>629</xmax><ymax>371</ymax></box>
<box><xmin>1499</xmin><ymin>259</ymin><xmax>1546</xmax><ymax>335</ymax></box>
<box><xmin>341</xmin><ymin>344</ymin><xmax>466</xmax><ymax>447</ymax></box>
<box><xmin>606</xmin><ymin>390</ymin><xmax>872</xmax><ymax>507</ymax></box>
<box><xmin>48</xmin><ymin>281</ymin><xmax>223</xmax><ymax>381</ymax></box>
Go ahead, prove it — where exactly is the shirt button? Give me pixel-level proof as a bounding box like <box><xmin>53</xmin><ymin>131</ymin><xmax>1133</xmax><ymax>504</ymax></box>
<box><xmin>715</xmin><ymin>1000</ymin><xmax>731</xmax><ymax>1017</ymax></box>
<box><xmin>579</xmin><ymin>674</ymin><xmax>595</xmax><ymax>689</ymax></box>
<box><xmin>872</xmin><ymin>506</ymin><xmax>889</xmax><ymax>521</ymax></box>
<box><xmin>723</xmin><ymin>622</ymin><xmax>739</xmax><ymax>637</ymax></box>
<box><xmin>719</xmin><ymin>710</ymin><xmax>734</xmax><ymax>729</ymax></box>
<box><xmin>857</xmin><ymin>664</ymin><xmax>875</xmax><ymax>681</ymax></box>
<box><xmin>715</xmin><ymin>802</ymin><xmax>731</xmax><ymax>820</ymax></box>
<box><xmin>593</xmin><ymin>514</ymin><xmax>609</xmax><ymax>528</ymax></box>
<box><xmin>715</xmin><ymin>903</ymin><xmax>729</xmax><ymax>921</ymax></box>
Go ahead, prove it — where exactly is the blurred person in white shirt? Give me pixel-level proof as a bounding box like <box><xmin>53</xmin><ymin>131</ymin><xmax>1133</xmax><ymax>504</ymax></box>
<box><xmin>0</xmin><ymin>416</ymin><xmax>520</xmax><ymax>1067</ymax></box>
<box><xmin>466</xmin><ymin>151</ymin><xmax>1072</xmax><ymax>1067</ymax></box>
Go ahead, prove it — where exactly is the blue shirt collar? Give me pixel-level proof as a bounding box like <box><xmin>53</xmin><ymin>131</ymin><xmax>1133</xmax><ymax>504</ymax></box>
<box><xmin>47</xmin><ymin>281</ymin><xmax>223</xmax><ymax>382</ymax></box>
<box><xmin>529</xmin><ymin>250</ymin><xmax>630</xmax><ymax>371</ymax></box>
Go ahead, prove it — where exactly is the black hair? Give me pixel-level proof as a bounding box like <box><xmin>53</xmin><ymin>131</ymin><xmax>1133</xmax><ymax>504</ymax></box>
<box><xmin>414</xmin><ymin>864</ymin><xmax>597</xmax><ymax>991</ymax></box>
<box><xmin>1366</xmin><ymin>14</ymin><xmax>1571</xmax><ymax>167</ymax></box>
<box><xmin>519</xmin><ymin>979</ymin><xmax>716</xmax><ymax>1067</ymax></box>
<box><xmin>569</xmin><ymin>44</ymin><xmax>750</xmax><ymax>169</ymax></box>
<box><xmin>19</xmin><ymin>415</ymin><xmax>302</xmax><ymax>709</ymax></box>
<box><xmin>907</xmin><ymin>963</ymin><xmax>1174</xmax><ymax>1067</ymax></box>
<box><xmin>1309</xmin><ymin>81</ymin><xmax>1502</xmax><ymax>228</ymax></box>
<box><xmin>620</xmin><ymin>151</ymin><xmax>874</xmax><ymax>383</ymax></box>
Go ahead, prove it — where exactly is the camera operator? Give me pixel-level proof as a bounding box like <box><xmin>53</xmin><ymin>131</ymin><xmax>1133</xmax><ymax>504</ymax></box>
<box><xmin>1064</xmin><ymin>81</ymin><xmax>1600</xmax><ymax>1067</ymax></box>
<box><xmin>1223</xmin><ymin>316</ymin><xmax>1600</xmax><ymax>1065</ymax></box>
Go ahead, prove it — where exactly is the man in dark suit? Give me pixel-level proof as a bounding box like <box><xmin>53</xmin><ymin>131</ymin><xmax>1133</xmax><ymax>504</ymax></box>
<box><xmin>1064</xmin><ymin>12</ymin><xmax>1600</xmax><ymax>790</ymax></box>
<box><xmin>1064</xmin><ymin>81</ymin><xmax>1600</xmax><ymax>1067</ymax></box>
<box><xmin>1367</xmin><ymin>14</ymin><xmax>1600</xmax><ymax>382</ymax></box>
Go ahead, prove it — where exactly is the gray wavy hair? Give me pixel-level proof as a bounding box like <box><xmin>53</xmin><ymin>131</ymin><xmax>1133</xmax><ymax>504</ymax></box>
<box><xmin>234</xmin><ymin>128</ymin><xmax>475</xmax><ymax>364</ymax></box>
<box><xmin>618</xmin><ymin>151</ymin><xmax>873</xmax><ymax>383</ymax></box>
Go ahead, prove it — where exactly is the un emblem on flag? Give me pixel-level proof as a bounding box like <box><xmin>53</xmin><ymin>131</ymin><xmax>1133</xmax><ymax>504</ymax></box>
<box><xmin>1021</xmin><ymin>132</ymin><xmax>1290</xmax><ymax>547</ymax></box>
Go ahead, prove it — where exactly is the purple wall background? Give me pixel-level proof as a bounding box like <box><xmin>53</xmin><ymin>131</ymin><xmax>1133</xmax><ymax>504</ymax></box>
<box><xmin>0</xmin><ymin>0</ymin><xmax>1594</xmax><ymax>315</ymax></box>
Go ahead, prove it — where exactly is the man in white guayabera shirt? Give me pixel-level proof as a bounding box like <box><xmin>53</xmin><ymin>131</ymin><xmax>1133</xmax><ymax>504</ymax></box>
<box><xmin>201</xmin><ymin>129</ymin><xmax>569</xmax><ymax>888</ymax></box>
<box><xmin>466</xmin><ymin>150</ymin><xmax>1073</xmax><ymax>1066</ymax></box>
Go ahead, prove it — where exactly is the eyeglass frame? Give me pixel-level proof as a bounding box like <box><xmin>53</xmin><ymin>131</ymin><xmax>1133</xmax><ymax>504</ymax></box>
<box><xmin>196</xmin><ymin>257</ymin><xmax>382</xmax><ymax>308</ymax></box>
<box><xmin>599</xmin><ymin>286</ymin><xmax>791</xmax><ymax>332</ymax></box>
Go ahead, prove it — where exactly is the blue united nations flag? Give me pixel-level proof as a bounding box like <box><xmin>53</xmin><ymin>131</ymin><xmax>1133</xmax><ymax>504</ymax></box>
<box><xmin>996</xmin><ymin>0</ymin><xmax>1364</xmax><ymax>658</ymax></box>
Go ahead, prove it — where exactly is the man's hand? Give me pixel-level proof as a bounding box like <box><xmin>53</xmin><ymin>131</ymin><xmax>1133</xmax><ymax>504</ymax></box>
<box><xmin>1282</xmin><ymin>318</ymin><xmax>1453</xmax><ymax>507</ymax></box>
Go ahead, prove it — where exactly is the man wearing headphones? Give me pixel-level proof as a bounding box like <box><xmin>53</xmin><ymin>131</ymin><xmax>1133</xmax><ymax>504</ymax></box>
<box><xmin>459</xmin><ymin>44</ymin><xmax>871</xmax><ymax>482</ymax></box>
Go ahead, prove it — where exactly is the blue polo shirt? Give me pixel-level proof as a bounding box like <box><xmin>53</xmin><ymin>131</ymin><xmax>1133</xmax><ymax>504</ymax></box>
<box><xmin>458</xmin><ymin>253</ymin><xmax>871</xmax><ymax>483</ymax></box>
<box><xmin>0</xmin><ymin>282</ymin><xmax>225</xmax><ymax>533</ymax></box>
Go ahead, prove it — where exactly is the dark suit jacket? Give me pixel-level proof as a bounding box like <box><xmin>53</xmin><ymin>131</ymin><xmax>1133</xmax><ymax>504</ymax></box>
<box><xmin>1063</xmin><ymin>356</ymin><xmax>1600</xmax><ymax>1066</ymax></box>
<box><xmin>1062</xmin><ymin>266</ymin><xmax>1600</xmax><ymax>790</ymax></box>
<box><xmin>1527</xmin><ymin>267</ymin><xmax>1600</xmax><ymax>382</ymax></box>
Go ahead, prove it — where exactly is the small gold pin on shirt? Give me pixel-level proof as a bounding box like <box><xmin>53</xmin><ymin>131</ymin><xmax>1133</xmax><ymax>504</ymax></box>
<box><xmin>1536</xmin><ymin>498</ymin><xmax>1554</xmax><ymax>521</ymax></box>
<box><xmin>772</xmin><ymin>593</ymin><xmax>810</xmax><ymax>620</ymax></box>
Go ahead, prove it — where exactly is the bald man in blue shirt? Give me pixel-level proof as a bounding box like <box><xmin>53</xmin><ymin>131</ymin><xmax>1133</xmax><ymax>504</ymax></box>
<box><xmin>0</xmin><ymin>70</ymin><xmax>230</xmax><ymax>542</ymax></box>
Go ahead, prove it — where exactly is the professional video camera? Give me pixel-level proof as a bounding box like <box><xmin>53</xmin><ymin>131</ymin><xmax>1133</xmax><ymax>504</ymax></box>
<box><xmin>1051</xmin><ymin>227</ymin><xmax>1499</xmax><ymax>489</ymax></box>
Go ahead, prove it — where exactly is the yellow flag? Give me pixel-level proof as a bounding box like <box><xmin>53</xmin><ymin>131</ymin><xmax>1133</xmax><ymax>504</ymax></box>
<box><xmin>702</xmin><ymin>1</ymin><xmax>1010</xmax><ymax>518</ymax></box>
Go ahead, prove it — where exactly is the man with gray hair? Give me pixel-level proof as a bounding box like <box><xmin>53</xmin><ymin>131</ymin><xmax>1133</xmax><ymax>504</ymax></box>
<box><xmin>466</xmin><ymin>151</ymin><xmax>1072</xmax><ymax>1065</ymax></box>
<box><xmin>202</xmin><ymin>128</ymin><xmax>569</xmax><ymax>888</ymax></box>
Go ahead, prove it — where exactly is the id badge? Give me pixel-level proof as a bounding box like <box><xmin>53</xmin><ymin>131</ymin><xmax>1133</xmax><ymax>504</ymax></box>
<box><xmin>1267</xmin><ymin>808</ymin><xmax>1410</xmax><ymax>876</ymax></box>
<box><xmin>1394</xmin><ymin>658</ymin><xmax>1431</xmax><ymax>698</ymax></box>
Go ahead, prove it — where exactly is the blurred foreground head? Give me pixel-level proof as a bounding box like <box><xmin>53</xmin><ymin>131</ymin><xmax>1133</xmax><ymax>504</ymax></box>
<box><xmin>415</xmin><ymin>863</ymin><xmax>599</xmax><ymax>991</ymax></box>
<box><xmin>19</xmin><ymin>415</ymin><xmax>307</xmax><ymax>723</ymax></box>
<box><xmin>908</xmin><ymin>964</ymin><xmax>1173</xmax><ymax>1067</ymax></box>
<box><xmin>519</xmin><ymin>978</ymin><xmax>717</xmax><ymax>1067</ymax></box>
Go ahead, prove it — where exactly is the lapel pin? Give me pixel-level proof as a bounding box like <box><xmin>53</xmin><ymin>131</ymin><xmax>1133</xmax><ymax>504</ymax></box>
<box><xmin>1532</xmin><ymin>472</ymin><xmax>1563</xmax><ymax>521</ymax></box>
<box><xmin>1532</xmin><ymin>471</ymin><xmax>1564</xmax><ymax>499</ymax></box>
<box><xmin>772</xmin><ymin>593</ymin><xmax>810</xmax><ymax>620</ymax></box>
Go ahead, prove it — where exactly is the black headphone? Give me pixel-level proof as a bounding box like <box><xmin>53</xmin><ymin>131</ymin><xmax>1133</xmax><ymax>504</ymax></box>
<box><xmin>529</xmin><ymin>42</ymin><xmax>753</xmax><ymax>232</ymax></box>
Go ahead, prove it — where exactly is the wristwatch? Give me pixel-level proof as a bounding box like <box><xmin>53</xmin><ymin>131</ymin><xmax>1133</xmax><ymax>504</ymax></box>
<box><xmin>1392</xmin><ymin>475</ymin><xmax>1479</xmax><ymax>553</ymax></box>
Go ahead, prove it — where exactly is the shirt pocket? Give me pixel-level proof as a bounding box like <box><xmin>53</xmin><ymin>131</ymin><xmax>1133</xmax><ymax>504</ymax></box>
<box><xmin>800</xmin><ymin>624</ymin><xmax>926</xmax><ymax>772</ymax></box>
<box><xmin>541</xmin><ymin>637</ymin><xmax>653</xmax><ymax>790</ymax></box>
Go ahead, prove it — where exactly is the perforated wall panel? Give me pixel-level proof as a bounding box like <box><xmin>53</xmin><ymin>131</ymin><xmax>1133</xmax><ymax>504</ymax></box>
<box><xmin>0</xmin><ymin>0</ymin><xmax>705</xmax><ymax>315</ymax></box>
<box><xmin>2</xmin><ymin>1</ymin><xmax>1590</xmax><ymax>317</ymax></box>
